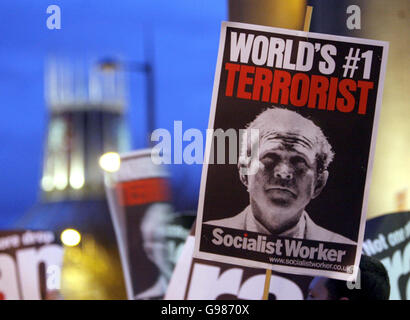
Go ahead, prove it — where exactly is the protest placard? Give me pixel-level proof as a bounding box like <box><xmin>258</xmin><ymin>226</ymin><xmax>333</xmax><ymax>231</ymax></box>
<box><xmin>194</xmin><ymin>21</ymin><xmax>389</xmax><ymax>280</ymax></box>
<box><xmin>0</xmin><ymin>230</ymin><xmax>63</xmax><ymax>300</ymax></box>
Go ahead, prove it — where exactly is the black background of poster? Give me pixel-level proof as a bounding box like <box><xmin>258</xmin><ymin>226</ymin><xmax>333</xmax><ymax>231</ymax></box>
<box><xmin>126</xmin><ymin>204</ymin><xmax>160</xmax><ymax>295</ymax></box>
<box><xmin>202</xmin><ymin>25</ymin><xmax>385</xmax><ymax>242</ymax></box>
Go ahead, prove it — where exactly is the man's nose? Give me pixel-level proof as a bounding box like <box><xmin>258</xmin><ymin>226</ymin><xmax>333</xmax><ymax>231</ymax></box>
<box><xmin>273</xmin><ymin>162</ymin><xmax>293</xmax><ymax>180</ymax></box>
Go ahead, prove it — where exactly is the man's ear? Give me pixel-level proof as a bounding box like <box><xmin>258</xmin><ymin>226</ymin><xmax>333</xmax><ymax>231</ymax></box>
<box><xmin>312</xmin><ymin>170</ymin><xmax>329</xmax><ymax>199</ymax></box>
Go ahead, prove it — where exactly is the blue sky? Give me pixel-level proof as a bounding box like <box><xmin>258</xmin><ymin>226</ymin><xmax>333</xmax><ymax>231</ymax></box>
<box><xmin>0</xmin><ymin>1</ymin><xmax>227</xmax><ymax>227</ymax></box>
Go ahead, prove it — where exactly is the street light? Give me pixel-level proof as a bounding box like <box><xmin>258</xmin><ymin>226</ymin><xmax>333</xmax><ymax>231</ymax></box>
<box><xmin>97</xmin><ymin>57</ymin><xmax>156</xmax><ymax>147</ymax></box>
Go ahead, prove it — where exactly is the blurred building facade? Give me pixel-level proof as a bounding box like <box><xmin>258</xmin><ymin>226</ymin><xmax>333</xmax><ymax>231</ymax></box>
<box><xmin>16</xmin><ymin>59</ymin><xmax>130</xmax><ymax>299</ymax></box>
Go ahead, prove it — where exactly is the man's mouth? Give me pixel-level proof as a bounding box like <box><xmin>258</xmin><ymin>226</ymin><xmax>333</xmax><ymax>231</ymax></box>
<box><xmin>265</xmin><ymin>187</ymin><xmax>297</xmax><ymax>198</ymax></box>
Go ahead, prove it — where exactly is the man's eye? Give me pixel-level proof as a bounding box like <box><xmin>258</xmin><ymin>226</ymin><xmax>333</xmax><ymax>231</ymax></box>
<box><xmin>261</xmin><ymin>158</ymin><xmax>275</xmax><ymax>169</ymax></box>
<box><xmin>291</xmin><ymin>156</ymin><xmax>309</xmax><ymax>167</ymax></box>
<box><xmin>261</xmin><ymin>154</ymin><xmax>280</xmax><ymax>167</ymax></box>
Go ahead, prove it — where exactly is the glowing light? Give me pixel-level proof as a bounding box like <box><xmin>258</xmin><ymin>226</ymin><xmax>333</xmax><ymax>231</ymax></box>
<box><xmin>41</xmin><ymin>176</ymin><xmax>54</xmax><ymax>192</ymax></box>
<box><xmin>61</xmin><ymin>229</ymin><xmax>81</xmax><ymax>247</ymax></box>
<box><xmin>99</xmin><ymin>152</ymin><xmax>121</xmax><ymax>172</ymax></box>
<box><xmin>70</xmin><ymin>145</ymin><xmax>85</xmax><ymax>190</ymax></box>
<box><xmin>70</xmin><ymin>173</ymin><xmax>85</xmax><ymax>190</ymax></box>
<box><xmin>54</xmin><ymin>153</ymin><xmax>68</xmax><ymax>191</ymax></box>
<box><xmin>54</xmin><ymin>172</ymin><xmax>68</xmax><ymax>190</ymax></box>
<box><xmin>69</xmin><ymin>161</ymin><xmax>85</xmax><ymax>190</ymax></box>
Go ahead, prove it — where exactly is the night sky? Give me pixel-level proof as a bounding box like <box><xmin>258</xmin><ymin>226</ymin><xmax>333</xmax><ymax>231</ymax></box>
<box><xmin>0</xmin><ymin>1</ymin><xmax>227</xmax><ymax>227</ymax></box>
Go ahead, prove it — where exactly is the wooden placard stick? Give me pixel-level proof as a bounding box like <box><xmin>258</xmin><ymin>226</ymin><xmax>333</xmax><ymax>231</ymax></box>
<box><xmin>262</xmin><ymin>268</ymin><xmax>272</xmax><ymax>300</ymax></box>
<box><xmin>303</xmin><ymin>5</ymin><xmax>313</xmax><ymax>33</ymax></box>
<box><xmin>262</xmin><ymin>5</ymin><xmax>313</xmax><ymax>301</ymax></box>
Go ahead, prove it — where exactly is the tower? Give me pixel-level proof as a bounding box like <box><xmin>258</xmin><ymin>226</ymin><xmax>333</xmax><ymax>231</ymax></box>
<box><xmin>16</xmin><ymin>59</ymin><xmax>130</xmax><ymax>299</ymax></box>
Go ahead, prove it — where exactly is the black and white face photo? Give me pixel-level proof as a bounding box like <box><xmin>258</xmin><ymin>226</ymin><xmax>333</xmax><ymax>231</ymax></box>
<box><xmin>240</xmin><ymin>108</ymin><xmax>331</xmax><ymax>234</ymax></box>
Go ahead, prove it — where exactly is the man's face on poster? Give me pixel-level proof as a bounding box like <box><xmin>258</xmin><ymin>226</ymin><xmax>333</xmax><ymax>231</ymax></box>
<box><xmin>245</xmin><ymin>131</ymin><xmax>327</xmax><ymax>234</ymax></box>
<box><xmin>141</xmin><ymin>204</ymin><xmax>175</xmax><ymax>281</ymax></box>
